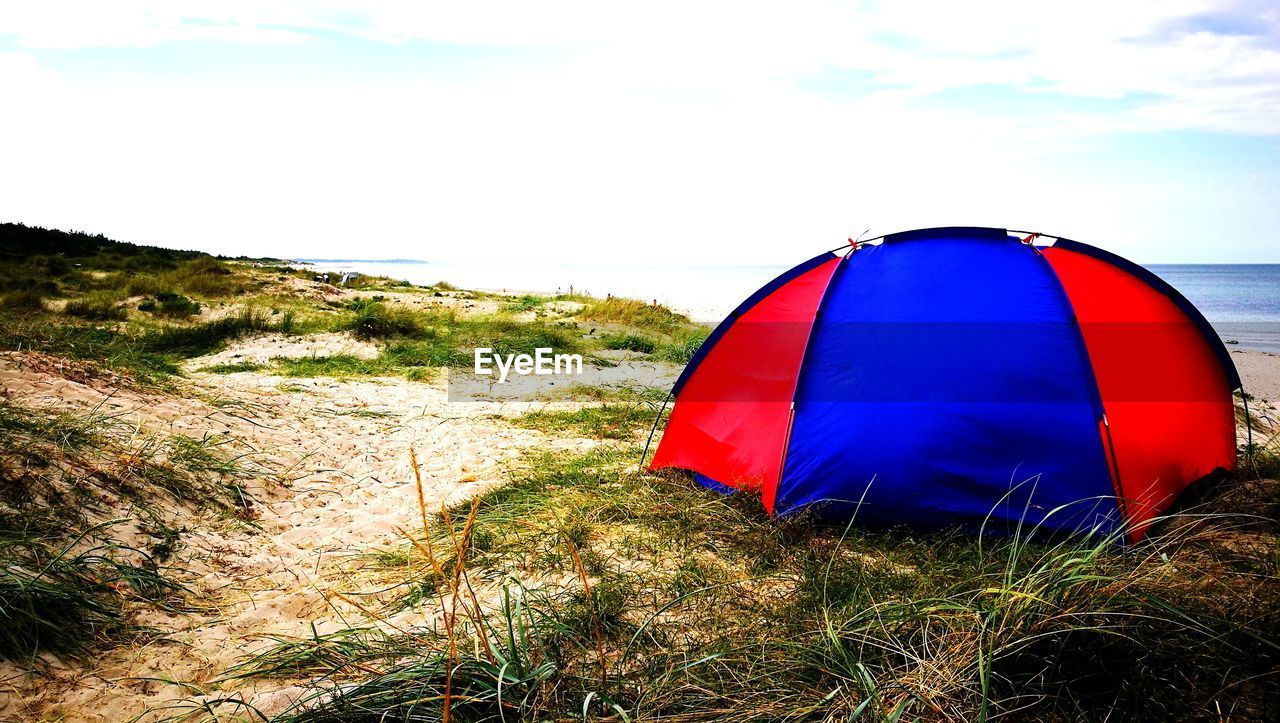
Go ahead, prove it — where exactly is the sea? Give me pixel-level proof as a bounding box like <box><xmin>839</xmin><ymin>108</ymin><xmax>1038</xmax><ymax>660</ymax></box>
<box><xmin>304</xmin><ymin>260</ymin><xmax>1280</xmax><ymax>353</ymax></box>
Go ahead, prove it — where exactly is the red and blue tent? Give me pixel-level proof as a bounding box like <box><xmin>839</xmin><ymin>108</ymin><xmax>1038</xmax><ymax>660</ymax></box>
<box><xmin>650</xmin><ymin>227</ymin><xmax>1240</xmax><ymax>542</ymax></box>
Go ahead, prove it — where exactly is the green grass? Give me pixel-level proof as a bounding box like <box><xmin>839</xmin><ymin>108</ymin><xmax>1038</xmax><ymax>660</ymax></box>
<box><xmin>600</xmin><ymin>332</ymin><xmax>656</xmax><ymax>353</ymax></box>
<box><xmin>0</xmin><ymin>526</ymin><xmax>185</xmax><ymax>660</ymax></box>
<box><xmin>653</xmin><ymin>328</ymin><xmax>709</xmax><ymax>363</ymax></box>
<box><xmin>0</xmin><ymin>314</ymin><xmax>180</xmax><ymax>382</ymax></box>
<box><xmin>503</xmin><ymin>294</ymin><xmax>548</xmax><ymax>313</ymax></box>
<box><xmin>511</xmin><ymin>403</ymin><xmax>662</xmax><ymax>439</ymax></box>
<box><xmin>138</xmin><ymin>292</ymin><xmax>201</xmax><ymax>318</ymax></box>
<box><xmin>0</xmin><ymin>399</ymin><xmax>266</xmax><ymax>662</ymax></box>
<box><xmin>204</xmin><ymin>361</ymin><xmax>267</xmax><ymax>374</ymax></box>
<box><xmin>141</xmin><ymin>307</ymin><xmax>294</xmax><ymax>357</ymax></box>
<box><xmin>341</xmin><ymin>299</ymin><xmax>422</xmax><ymax>340</ymax></box>
<box><xmin>580</xmin><ymin>297</ymin><xmax>691</xmax><ymax>332</ymax></box>
<box><xmin>64</xmin><ymin>294</ymin><xmax>129</xmax><ymax>321</ymax></box>
<box><xmin>217</xmin><ymin>444</ymin><xmax>1280</xmax><ymax>722</ymax></box>
<box><xmin>1</xmin><ymin>288</ymin><xmax>49</xmax><ymax>313</ymax></box>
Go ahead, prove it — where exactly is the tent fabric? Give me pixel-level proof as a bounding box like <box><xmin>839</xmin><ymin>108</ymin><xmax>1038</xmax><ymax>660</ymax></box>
<box><xmin>651</xmin><ymin>227</ymin><xmax>1240</xmax><ymax>542</ymax></box>
<box><xmin>1042</xmin><ymin>243</ymin><xmax>1237</xmax><ymax>538</ymax></box>
<box><xmin>650</xmin><ymin>254</ymin><xmax>841</xmax><ymax>498</ymax></box>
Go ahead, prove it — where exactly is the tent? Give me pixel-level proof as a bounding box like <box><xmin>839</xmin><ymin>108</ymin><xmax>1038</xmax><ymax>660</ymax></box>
<box><xmin>649</xmin><ymin>227</ymin><xmax>1241</xmax><ymax>542</ymax></box>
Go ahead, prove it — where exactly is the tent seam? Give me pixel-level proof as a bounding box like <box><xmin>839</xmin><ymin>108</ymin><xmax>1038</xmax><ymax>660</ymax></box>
<box><xmin>768</xmin><ymin>247</ymin><xmax>854</xmax><ymax>514</ymax></box>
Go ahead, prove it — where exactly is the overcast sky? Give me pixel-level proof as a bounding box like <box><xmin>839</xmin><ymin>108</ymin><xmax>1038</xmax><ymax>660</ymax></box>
<box><xmin>1</xmin><ymin>1</ymin><xmax>1277</xmax><ymax>264</ymax></box>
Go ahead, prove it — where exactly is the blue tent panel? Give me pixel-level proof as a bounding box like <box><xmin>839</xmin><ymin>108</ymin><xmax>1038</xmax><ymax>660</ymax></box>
<box><xmin>776</xmin><ymin>228</ymin><xmax>1122</xmax><ymax>535</ymax></box>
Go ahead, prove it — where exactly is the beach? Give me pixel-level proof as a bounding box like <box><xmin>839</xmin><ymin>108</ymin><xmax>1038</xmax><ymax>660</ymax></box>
<box><xmin>1</xmin><ymin>243</ymin><xmax>1278</xmax><ymax>721</ymax></box>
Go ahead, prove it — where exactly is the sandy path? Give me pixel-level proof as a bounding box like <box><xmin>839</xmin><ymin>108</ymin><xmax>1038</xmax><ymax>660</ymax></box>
<box><xmin>0</xmin><ymin>351</ymin><xmax>588</xmax><ymax>721</ymax></box>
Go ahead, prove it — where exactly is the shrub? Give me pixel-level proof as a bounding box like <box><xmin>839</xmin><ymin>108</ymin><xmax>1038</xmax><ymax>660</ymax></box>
<box><xmin>166</xmin><ymin>258</ymin><xmax>244</xmax><ymax>297</ymax></box>
<box><xmin>139</xmin><ymin>292</ymin><xmax>201</xmax><ymax>318</ymax></box>
<box><xmin>503</xmin><ymin>295</ymin><xmax>547</xmax><ymax>313</ymax></box>
<box><xmin>342</xmin><ymin>300</ymin><xmax>422</xmax><ymax>340</ymax></box>
<box><xmin>124</xmin><ymin>275</ymin><xmax>167</xmax><ymax>297</ymax></box>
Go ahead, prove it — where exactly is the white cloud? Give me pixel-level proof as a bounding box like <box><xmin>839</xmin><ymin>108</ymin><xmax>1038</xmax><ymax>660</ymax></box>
<box><xmin>0</xmin><ymin>2</ymin><xmax>1276</xmax><ymax>263</ymax></box>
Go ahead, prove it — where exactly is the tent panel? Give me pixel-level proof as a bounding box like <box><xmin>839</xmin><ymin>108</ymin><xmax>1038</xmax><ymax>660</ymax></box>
<box><xmin>776</xmin><ymin>231</ymin><xmax>1121</xmax><ymax>535</ymax></box>
<box><xmin>650</xmin><ymin>256</ymin><xmax>841</xmax><ymax>497</ymax></box>
<box><xmin>1042</xmin><ymin>244</ymin><xmax>1236</xmax><ymax>540</ymax></box>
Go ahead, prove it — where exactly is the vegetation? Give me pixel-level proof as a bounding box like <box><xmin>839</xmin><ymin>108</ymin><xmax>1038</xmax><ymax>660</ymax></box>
<box><xmin>600</xmin><ymin>332</ymin><xmax>657</xmax><ymax>353</ymax></box>
<box><xmin>581</xmin><ymin>297</ymin><xmax>691</xmax><ymax>332</ymax></box>
<box><xmin>0</xmin><ymin>398</ymin><xmax>262</xmax><ymax>660</ymax></box>
<box><xmin>138</xmin><ymin>292</ymin><xmax>201</xmax><ymax>318</ymax></box>
<box><xmin>214</xmin><ymin>445</ymin><xmax>1280</xmax><ymax>722</ymax></box>
<box><xmin>511</xmin><ymin>403</ymin><xmax>662</xmax><ymax>439</ymax></box>
<box><xmin>64</xmin><ymin>293</ymin><xmax>129</xmax><ymax>321</ymax></box>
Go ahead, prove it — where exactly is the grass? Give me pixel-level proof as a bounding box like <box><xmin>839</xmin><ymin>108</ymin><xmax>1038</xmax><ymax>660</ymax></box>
<box><xmin>141</xmin><ymin>307</ymin><xmax>294</xmax><ymax>356</ymax></box>
<box><xmin>0</xmin><ymin>398</ymin><xmax>265</xmax><ymax>662</ymax></box>
<box><xmin>204</xmin><ymin>361</ymin><xmax>267</xmax><ymax>374</ymax></box>
<box><xmin>214</xmin><ymin>443</ymin><xmax>1280</xmax><ymax>722</ymax></box>
<box><xmin>64</xmin><ymin>293</ymin><xmax>129</xmax><ymax>321</ymax></box>
<box><xmin>0</xmin><ymin>314</ymin><xmax>181</xmax><ymax>382</ymax></box>
<box><xmin>138</xmin><ymin>292</ymin><xmax>201</xmax><ymax>318</ymax></box>
<box><xmin>0</xmin><ymin>526</ymin><xmax>185</xmax><ymax>659</ymax></box>
<box><xmin>511</xmin><ymin>403</ymin><xmax>662</xmax><ymax>439</ymax></box>
<box><xmin>600</xmin><ymin>332</ymin><xmax>656</xmax><ymax>353</ymax></box>
<box><xmin>342</xmin><ymin>299</ymin><xmax>422</xmax><ymax>340</ymax></box>
<box><xmin>580</xmin><ymin>297</ymin><xmax>690</xmax><ymax>332</ymax></box>
<box><xmin>503</xmin><ymin>294</ymin><xmax>548</xmax><ymax>313</ymax></box>
<box><xmin>653</xmin><ymin>327</ymin><xmax>709</xmax><ymax>363</ymax></box>
<box><xmin>1</xmin><ymin>288</ymin><xmax>48</xmax><ymax>313</ymax></box>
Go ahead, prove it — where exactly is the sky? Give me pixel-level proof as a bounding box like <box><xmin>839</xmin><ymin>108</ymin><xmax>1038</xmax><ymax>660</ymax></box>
<box><xmin>0</xmin><ymin>1</ymin><xmax>1278</xmax><ymax>264</ymax></box>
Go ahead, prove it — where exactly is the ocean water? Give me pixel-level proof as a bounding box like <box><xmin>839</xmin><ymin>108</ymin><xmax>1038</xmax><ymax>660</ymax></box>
<box><xmin>306</xmin><ymin>260</ymin><xmax>1280</xmax><ymax>352</ymax></box>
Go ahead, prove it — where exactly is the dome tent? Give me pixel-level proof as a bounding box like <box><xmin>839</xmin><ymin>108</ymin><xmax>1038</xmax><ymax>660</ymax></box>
<box><xmin>649</xmin><ymin>227</ymin><xmax>1241</xmax><ymax>542</ymax></box>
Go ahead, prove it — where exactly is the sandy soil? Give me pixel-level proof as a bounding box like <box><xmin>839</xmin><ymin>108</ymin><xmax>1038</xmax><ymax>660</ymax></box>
<box><xmin>0</xmin><ymin>350</ymin><xmax>594</xmax><ymax>721</ymax></box>
<box><xmin>186</xmin><ymin>332</ymin><xmax>380</xmax><ymax>370</ymax></box>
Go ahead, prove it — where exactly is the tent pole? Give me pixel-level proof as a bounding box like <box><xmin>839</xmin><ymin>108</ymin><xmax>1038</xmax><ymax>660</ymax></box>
<box><xmin>1242</xmin><ymin>391</ymin><xmax>1255</xmax><ymax>473</ymax></box>
<box><xmin>640</xmin><ymin>392</ymin><xmax>672</xmax><ymax>468</ymax></box>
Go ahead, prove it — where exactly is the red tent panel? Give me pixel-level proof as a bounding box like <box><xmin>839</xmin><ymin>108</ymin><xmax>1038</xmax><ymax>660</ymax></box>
<box><xmin>650</xmin><ymin>257</ymin><xmax>840</xmax><ymax>508</ymax></box>
<box><xmin>1043</xmin><ymin>246</ymin><xmax>1236</xmax><ymax>539</ymax></box>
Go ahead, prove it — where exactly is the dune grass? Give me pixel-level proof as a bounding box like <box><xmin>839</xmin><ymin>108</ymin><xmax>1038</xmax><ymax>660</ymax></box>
<box><xmin>580</xmin><ymin>297</ymin><xmax>690</xmax><ymax>332</ymax></box>
<box><xmin>213</xmin><ymin>443</ymin><xmax>1279</xmax><ymax>722</ymax></box>
<box><xmin>600</xmin><ymin>332</ymin><xmax>657</xmax><ymax>353</ymax></box>
<box><xmin>511</xmin><ymin>403</ymin><xmax>663</xmax><ymax>439</ymax></box>
<box><xmin>0</xmin><ymin>398</ymin><xmax>266</xmax><ymax>662</ymax></box>
<box><xmin>64</xmin><ymin>293</ymin><xmax>129</xmax><ymax>321</ymax></box>
<box><xmin>141</xmin><ymin>308</ymin><xmax>295</xmax><ymax>356</ymax></box>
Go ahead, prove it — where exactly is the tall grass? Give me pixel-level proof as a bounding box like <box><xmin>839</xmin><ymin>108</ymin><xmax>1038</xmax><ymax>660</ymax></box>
<box><xmin>142</xmin><ymin>307</ymin><xmax>293</xmax><ymax>356</ymax></box>
<box><xmin>0</xmin><ymin>525</ymin><xmax>185</xmax><ymax>659</ymax></box>
<box><xmin>580</xmin><ymin>297</ymin><xmax>690</xmax><ymax>332</ymax></box>
<box><xmin>224</xmin><ymin>445</ymin><xmax>1278</xmax><ymax>722</ymax></box>
<box><xmin>0</xmin><ymin>399</ymin><xmax>267</xmax><ymax>662</ymax></box>
<box><xmin>64</xmin><ymin>293</ymin><xmax>129</xmax><ymax>321</ymax></box>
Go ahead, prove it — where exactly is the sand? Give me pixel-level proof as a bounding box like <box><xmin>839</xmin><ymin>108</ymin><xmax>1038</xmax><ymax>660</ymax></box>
<box><xmin>0</xmin><ymin>349</ymin><xmax>596</xmax><ymax>721</ymax></box>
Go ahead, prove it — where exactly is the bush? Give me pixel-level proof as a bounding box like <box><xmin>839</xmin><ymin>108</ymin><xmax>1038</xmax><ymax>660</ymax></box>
<box><xmin>139</xmin><ymin>292</ymin><xmax>201</xmax><ymax>318</ymax></box>
<box><xmin>503</xmin><ymin>295</ymin><xmax>547</xmax><ymax>313</ymax></box>
<box><xmin>342</xmin><ymin>300</ymin><xmax>422</xmax><ymax>340</ymax></box>
<box><xmin>166</xmin><ymin>258</ymin><xmax>244</xmax><ymax>297</ymax></box>
<box><xmin>600</xmin><ymin>333</ymin><xmax>656</xmax><ymax>353</ymax></box>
